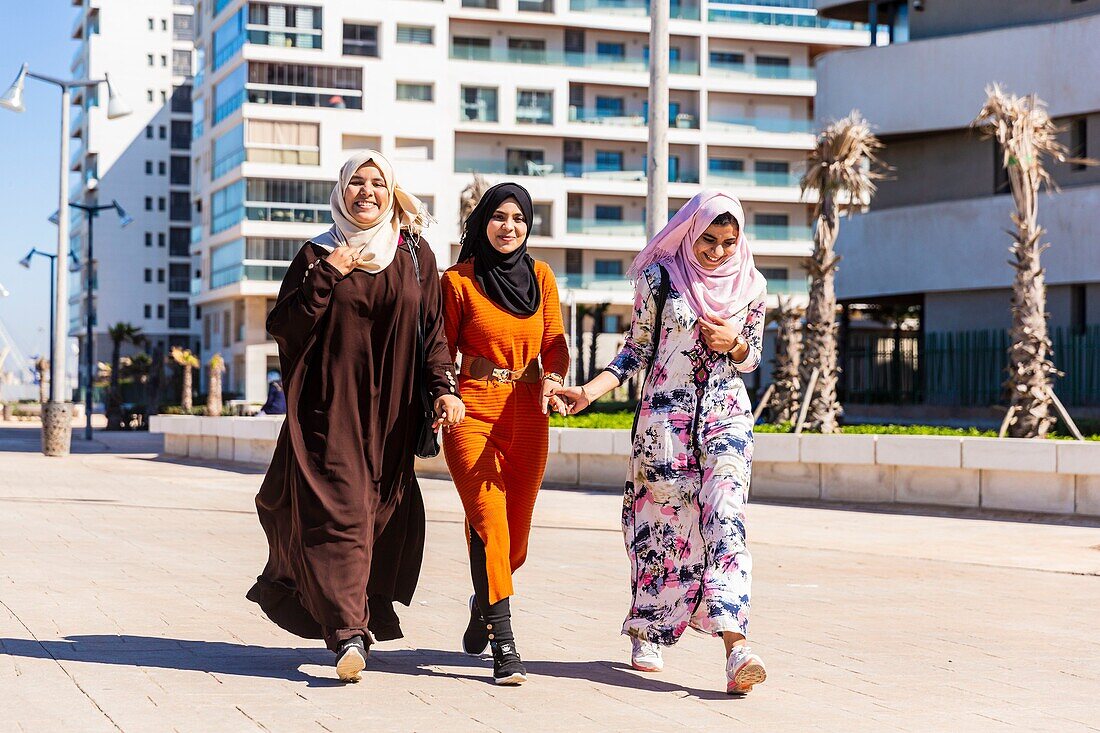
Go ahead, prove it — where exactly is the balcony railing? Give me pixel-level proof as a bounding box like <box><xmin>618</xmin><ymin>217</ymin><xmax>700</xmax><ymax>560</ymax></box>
<box><xmin>449</xmin><ymin>45</ymin><xmax>700</xmax><ymax>75</ymax></box>
<box><xmin>708</xmin><ymin>116</ymin><xmax>813</xmax><ymax>134</ymax></box>
<box><xmin>747</xmin><ymin>224</ymin><xmax>813</xmax><ymax>241</ymax></box>
<box><xmin>560</xmin><ymin>273</ymin><xmax>634</xmax><ymax>291</ymax></box>
<box><xmin>245</xmin><ymin>204</ymin><xmax>333</xmax><ymax>225</ymax></box>
<box><xmin>213</xmin><ymin>148</ymin><xmax>245</xmax><ymax>180</ymax></box>
<box><xmin>567</xmin><ymin>218</ymin><xmax>645</xmax><ymax>237</ymax></box>
<box><xmin>248</xmin><ymin>27</ymin><xmax>323</xmax><ymax>50</ymax></box>
<box><xmin>210</xmin><ymin>263</ymin><xmax>290</xmax><ymax>289</ymax></box>
<box><xmin>708</xmin><ymin>170</ymin><xmax>802</xmax><ymax>188</ymax></box>
<box><xmin>708</xmin><ymin>4</ymin><xmax>872</xmax><ymax>31</ymax></box>
<box><xmin>569</xmin><ymin>0</ymin><xmax>700</xmax><ymax>20</ymax></box>
<box><xmin>569</xmin><ymin>106</ymin><xmax>700</xmax><ymax>129</ymax></box>
<box><xmin>455</xmin><ymin>158</ymin><xmax>700</xmax><ymax>183</ymax></box>
<box><xmin>767</xmin><ymin>278</ymin><xmax>810</xmax><ymax>296</ymax></box>
<box><xmin>708</xmin><ymin>62</ymin><xmax>814</xmax><ymax>81</ymax></box>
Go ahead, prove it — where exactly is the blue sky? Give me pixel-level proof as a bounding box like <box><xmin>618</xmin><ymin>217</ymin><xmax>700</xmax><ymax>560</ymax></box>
<box><xmin>0</xmin><ymin>1</ymin><xmax>78</xmax><ymax>365</ymax></box>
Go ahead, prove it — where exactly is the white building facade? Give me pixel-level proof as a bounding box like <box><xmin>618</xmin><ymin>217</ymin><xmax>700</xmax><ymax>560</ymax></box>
<box><xmin>69</xmin><ymin>0</ymin><xmax>199</xmax><ymax>393</ymax></box>
<box><xmin>189</xmin><ymin>0</ymin><xmax>874</xmax><ymax>402</ymax></box>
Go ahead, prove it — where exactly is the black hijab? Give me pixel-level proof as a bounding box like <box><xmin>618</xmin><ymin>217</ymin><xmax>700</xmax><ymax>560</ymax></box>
<box><xmin>457</xmin><ymin>182</ymin><xmax>541</xmax><ymax>318</ymax></box>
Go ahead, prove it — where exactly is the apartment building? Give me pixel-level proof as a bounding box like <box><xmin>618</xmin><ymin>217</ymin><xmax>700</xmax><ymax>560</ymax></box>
<box><xmin>189</xmin><ymin>0</ymin><xmax>874</xmax><ymax>402</ymax></box>
<box><xmin>69</xmin><ymin>0</ymin><xmax>198</xmax><ymax>385</ymax></box>
<box><xmin>815</xmin><ymin>0</ymin><xmax>1100</xmax><ymax>406</ymax></box>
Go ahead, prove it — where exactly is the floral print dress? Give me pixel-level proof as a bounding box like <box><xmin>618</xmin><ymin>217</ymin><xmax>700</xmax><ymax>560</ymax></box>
<box><xmin>605</xmin><ymin>263</ymin><xmax>766</xmax><ymax>646</ymax></box>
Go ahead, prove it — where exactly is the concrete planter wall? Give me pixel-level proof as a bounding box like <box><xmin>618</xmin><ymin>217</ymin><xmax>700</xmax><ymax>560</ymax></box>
<box><xmin>149</xmin><ymin>416</ymin><xmax>1100</xmax><ymax>518</ymax></box>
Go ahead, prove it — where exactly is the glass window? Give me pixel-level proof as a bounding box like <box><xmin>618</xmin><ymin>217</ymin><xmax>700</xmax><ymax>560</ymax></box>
<box><xmin>397</xmin><ymin>25</ymin><xmax>433</xmax><ymax>44</ymax></box>
<box><xmin>596</xmin><ymin>42</ymin><xmax>625</xmax><ymax>60</ymax></box>
<box><xmin>594</xmin><ymin>205</ymin><xmax>623</xmax><ymax>221</ymax></box>
<box><xmin>460</xmin><ymin>86</ymin><xmax>497</xmax><ymax>122</ymax></box>
<box><xmin>247</xmin><ymin>120</ymin><xmax>321</xmax><ymax>165</ymax></box>
<box><xmin>516</xmin><ymin>90</ymin><xmax>552</xmax><ymax>125</ymax></box>
<box><xmin>248</xmin><ymin>3</ymin><xmax>323</xmax><ymax>49</ymax></box>
<box><xmin>710</xmin><ymin>51</ymin><xmax>745</xmax><ymax>67</ymax></box>
<box><xmin>531</xmin><ymin>203</ymin><xmax>551</xmax><ymax>237</ymax></box>
<box><xmin>710</xmin><ymin>158</ymin><xmax>745</xmax><ymax>173</ymax></box>
<box><xmin>213</xmin><ymin>63</ymin><xmax>247</xmax><ymax>124</ymax></box>
<box><xmin>595</xmin><ymin>259</ymin><xmax>623</xmax><ymax>276</ymax></box>
<box><xmin>595</xmin><ymin>96</ymin><xmax>624</xmax><ymax>118</ymax></box>
<box><xmin>595</xmin><ymin>150</ymin><xmax>624</xmax><ymax>171</ymax></box>
<box><xmin>213</xmin><ymin>8</ymin><xmax>247</xmax><ymax>70</ymax></box>
<box><xmin>211</xmin><ymin>180</ymin><xmax>245</xmax><ymax>234</ymax></box>
<box><xmin>396</xmin><ymin>82</ymin><xmax>433</xmax><ymax>102</ymax></box>
<box><xmin>452</xmin><ymin>36</ymin><xmax>491</xmax><ymax>60</ymax></box>
<box><xmin>213</xmin><ymin>124</ymin><xmax>246</xmax><ymax>180</ymax></box>
<box><xmin>508</xmin><ymin>38</ymin><xmax>546</xmax><ymax>63</ymax></box>
<box><xmin>343</xmin><ymin>23</ymin><xmax>378</xmax><ymax>56</ymax></box>
<box><xmin>505</xmin><ymin>148</ymin><xmax>544</xmax><ymax>176</ymax></box>
<box><xmin>246</xmin><ymin>61</ymin><xmax>364</xmax><ymax>110</ymax></box>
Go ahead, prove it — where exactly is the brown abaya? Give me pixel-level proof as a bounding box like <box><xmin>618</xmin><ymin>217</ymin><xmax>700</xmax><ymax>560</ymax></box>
<box><xmin>246</xmin><ymin>236</ymin><xmax>453</xmax><ymax>652</ymax></box>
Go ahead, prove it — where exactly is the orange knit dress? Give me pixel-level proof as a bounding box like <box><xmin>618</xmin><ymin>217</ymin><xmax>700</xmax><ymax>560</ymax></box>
<box><xmin>441</xmin><ymin>260</ymin><xmax>570</xmax><ymax>605</ymax></box>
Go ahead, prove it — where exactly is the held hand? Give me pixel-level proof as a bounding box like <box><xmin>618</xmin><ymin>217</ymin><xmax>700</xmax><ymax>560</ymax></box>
<box><xmin>432</xmin><ymin>394</ymin><xmax>465</xmax><ymax>431</ymax></box>
<box><xmin>551</xmin><ymin>385</ymin><xmax>592</xmax><ymax>416</ymax></box>
<box><xmin>540</xmin><ymin>378</ymin><xmax>568</xmax><ymax>416</ymax></box>
<box><xmin>324</xmin><ymin>246</ymin><xmax>375</xmax><ymax>277</ymax></box>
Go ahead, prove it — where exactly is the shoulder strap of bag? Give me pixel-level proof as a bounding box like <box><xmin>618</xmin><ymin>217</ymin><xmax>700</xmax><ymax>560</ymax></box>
<box><xmin>631</xmin><ymin>264</ymin><xmax>670</xmax><ymax>441</ymax></box>
<box><xmin>405</xmin><ymin>239</ymin><xmax>434</xmax><ymax>416</ymax></box>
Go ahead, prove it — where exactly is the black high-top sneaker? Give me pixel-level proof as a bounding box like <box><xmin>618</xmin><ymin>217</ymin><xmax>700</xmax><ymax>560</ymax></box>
<box><xmin>490</xmin><ymin>638</ymin><xmax>527</xmax><ymax>685</ymax></box>
<box><xmin>335</xmin><ymin>635</ymin><xmax>367</xmax><ymax>682</ymax></box>
<box><xmin>462</xmin><ymin>594</ymin><xmax>490</xmax><ymax>654</ymax></box>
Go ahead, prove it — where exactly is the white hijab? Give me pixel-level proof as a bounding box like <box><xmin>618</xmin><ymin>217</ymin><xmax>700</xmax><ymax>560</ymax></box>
<box><xmin>311</xmin><ymin>149</ymin><xmax>431</xmax><ymax>272</ymax></box>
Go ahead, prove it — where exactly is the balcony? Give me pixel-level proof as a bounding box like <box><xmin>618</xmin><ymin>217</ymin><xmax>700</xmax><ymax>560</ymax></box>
<box><xmin>71</xmin><ymin>12</ymin><xmax>84</xmax><ymax>39</ymax></box>
<box><xmin>569</xmin><ymin>0</ymin><xmax>701</xmax><ymax>21</ymax></box>
<box><xmin>70</xmin><ymin>41</ymin><xmax>85</xmax><ymax>71</ymax></box>
<box><xmin>247</xmin><ymin>27</ymin><xmax>323</xmax><ymax>50</ymax></box>
<box><xmin>71</xmin><ymin>108</ymin><xmax>85</xmax><ymax>138</ymax></box>
<box><xmin>212</xmin><ymin>147</ymin><xmax>245</xmax><ymax>181</ymax></box>
<box><xmin>707</xmin><ymin>2</ymin><xmax>871</xmax><ymax>31</ymax></box>
<box><xmin>767</xmin><ymin>278</ymin><xmax>810</xmax><ymax>296</ymax></box>
<box><xmin>568</xmin><ymin>106</ymin><xmax>700</xmax><ymax>130</ymax></box>
<box><xmin>210</xmin><ymin>263</ymin><xmax>290</xmax><ymax>290</ymax></box>
<box><xmin>245</xmin><ymin>204</ymin><xmax>333</xmax><ymax>226</ymax></box>
<box><xmin>707</xmin><ymin>169</ymin><xmax>802</xmax><ymax>189</ymax></box>
<box><xmin>747</xmin><ymin>224</ymin><xmax>812</xmax><ymax>242</ymax></box>
<box><xmin>449</xmin><ymin>44</ymin><xmax>700</xmax><ymax>75</ymax></box>
<box><xmin>560</xmin><ymin>273</ymin><xmax>634</xmax><ymax>292</ymax></box>
<box><xmin>455</xmin><ymin>158</ymin><xmax>700</xmax><ymax>183</ymax></box>
<box><xmin>708</xmin><ymin>62</ymin><xmax>814</xmax><ymax>82</ymax></box>
<box><xmin>708</xmin><ymin>116</ymin><xmax>813</xmax><ymax>135</ymax></box>
<box><xmin>70</xmin><ymin>144</ymin><xmax>85</xmax><ymax>171</ymax></box>
<box><xmin>214</xmin><ymin>35</ymin><xmax>246</xmax><ymax>70</ymax></box>
<box><xmin>567</xmin><ymin>218</ymin><xmax>645</xmax><ymax>237</ymax></box>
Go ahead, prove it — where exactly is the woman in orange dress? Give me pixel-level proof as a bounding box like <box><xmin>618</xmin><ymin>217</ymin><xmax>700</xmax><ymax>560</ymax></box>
<box><xmin>440</xmin><ymin>182</ymin><xmax>570</xmax><ymax>685</ymax></box>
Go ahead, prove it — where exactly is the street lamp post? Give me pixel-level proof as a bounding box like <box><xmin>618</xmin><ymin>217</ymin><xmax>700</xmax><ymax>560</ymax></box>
<box><xmin>70</xmin><ymin>201</ymin><xmax>132</xmax><ymax>441</ymax></box>
<box><xmin>0</xmin><ymin>63</ymin><xmax>130</xmax><ymax>456</ymax></box>
<box><xmin>19</xmin><ymin>248</ymin><xmax>81</xmax><ymax>403</ymax></box>
<box><xmin>646</xmin><ymin>0</ymin><xmax>670</xmax><ymax>242</ymax></box>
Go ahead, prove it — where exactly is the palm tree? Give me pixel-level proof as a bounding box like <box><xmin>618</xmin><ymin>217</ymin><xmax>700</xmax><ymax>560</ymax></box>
<box><xmin>206</xmin><ymin>353</ymin><xmax>225</xmax><ymax>417</ymax></box>
<box><xmin>458</xmin><ymin>173</ymin><xmax>490</xmax><ymax>232</ymax></box>
<box><xmin>799</xmin><ymin>112</ymin><xmax>886</xmax><ymax>433</ymax></box>
<box><xmin>972</xmin><ymin>85</ymin><xmax>1095</xmax><ymax>438</ymax></box>
<box><xmin>105</xmin><ymin>323</ymin><xmax>144</xmax><ymax>431</ymax></box>
<box><xmin>34</xmin><ymin>356</ymin><xmax>49</xmax><ymax>404</ymax></box>
<box><xmin>170</xmin><ymin>347</ymin><xmax>200</xmax><ymax>413</ymax></box>
<box><xmin>769</xmin><ymin>297</ymin><xmax>802</xmax><ymax>423</ymax></box>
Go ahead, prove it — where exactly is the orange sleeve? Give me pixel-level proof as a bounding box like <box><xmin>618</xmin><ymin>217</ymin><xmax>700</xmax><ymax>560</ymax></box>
<box><xmin>539</xmin><ymin>267</ymin><xmax>570</xmax><ymax>377</ymax></box>
<box><xmin>440</xmin><ymin>270</ymin><xmax>463</xmax><ymax>363</ymax></box>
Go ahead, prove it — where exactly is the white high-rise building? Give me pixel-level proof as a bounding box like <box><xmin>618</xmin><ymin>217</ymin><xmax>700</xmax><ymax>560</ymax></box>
<box><xmin>190</xmin><ymin>0</ymin><xmax>874</xmax><ymax>403</ymax></box>
<box><xmin>69</xmin><ymin>0</ymin><xmax>199</xmax><ymax>392</ymax></box>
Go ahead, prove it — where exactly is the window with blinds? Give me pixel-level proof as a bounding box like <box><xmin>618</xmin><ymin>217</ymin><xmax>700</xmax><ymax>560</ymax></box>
<box><xmin>396</xmin><ymin>25</ymin><xmax>433</xmax><ymax>45</ymax></box>
<box><xmin>246</xmin><ymin>120</ymin><xmax>321</xmax><ymax>165</ymax></box>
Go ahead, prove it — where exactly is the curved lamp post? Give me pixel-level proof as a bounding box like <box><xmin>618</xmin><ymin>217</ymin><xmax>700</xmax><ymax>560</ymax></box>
<box><xmin>19</xmin><ymin>248</ymin><xmax>81</xmax><ymax>402</ymax></box>
<box><xmin>0</xmin><ymin>63</ymin><xmax>130</xmax><ymax>455</ymax></box>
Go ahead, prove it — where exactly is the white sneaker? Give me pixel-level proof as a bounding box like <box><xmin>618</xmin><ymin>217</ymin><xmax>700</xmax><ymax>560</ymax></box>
<box><xmin>631</xmin><ymin>637</ymin><xmax>664</xmax><ymax>672</ymax></box>
<box><xmin>726</xmin><ymin>646</ymin><xmax>766</xmax><ymax>695</ymax></box>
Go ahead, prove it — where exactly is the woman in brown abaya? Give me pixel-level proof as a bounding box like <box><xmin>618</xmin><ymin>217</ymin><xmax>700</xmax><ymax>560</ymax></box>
<box><xmin>246</xmin><ymin>150</ymin><xmax>464</xmax><ymax>682</ymax></box>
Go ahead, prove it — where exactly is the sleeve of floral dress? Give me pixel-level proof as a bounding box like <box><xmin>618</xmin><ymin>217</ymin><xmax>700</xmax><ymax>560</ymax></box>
<box><xmin>603</xmin><ymin>265</ymin><xmax>660</xmax><ymax>385</ymax></box>
<box><xmin>731</xmin><ymin>293</ymin><xmax>767</xmax><ymax>373</ymax></box>
<box><xmin>266</xmin><ymin>243</ymin><xmax>342</xmax><ymax>364</ymax></box>
<box><xmin>538</xmin><ymin>266</ymin><xmax>570</xmax><ymax>377</ymax></box>
<box><xmin>417</xmin><ymin>241</ymin><xmax>457</xmax><ymax>401</ymax></box>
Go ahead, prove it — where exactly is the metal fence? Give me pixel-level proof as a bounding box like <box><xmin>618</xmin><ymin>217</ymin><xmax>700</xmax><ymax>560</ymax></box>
<box><xmin>842</xmin><ymin>326</ymin><xmax>1100</xmax><ymax>407</ymax></box>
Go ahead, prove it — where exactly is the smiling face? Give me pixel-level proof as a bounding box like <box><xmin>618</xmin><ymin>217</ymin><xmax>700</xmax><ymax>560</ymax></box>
<box><xmin>692</xmin><ymin>219</ymin><xmax>740</xmax><ymax>270</ymax></box>
<box><xmin>342</xmin><ymin>162</ymin><xmax>390</xmax><ymax>226</ymax></box>
<box><xmin>485</xmin><ymin>198</ymin><xmax>528</xmax><ymax>254</ymax></box>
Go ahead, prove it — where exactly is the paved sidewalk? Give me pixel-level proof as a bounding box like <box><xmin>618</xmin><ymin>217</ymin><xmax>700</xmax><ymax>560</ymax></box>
<box><xmin>1</xmin><ymin>424</ymin><xmax>1099</xmax><ymax>732</ymax></box>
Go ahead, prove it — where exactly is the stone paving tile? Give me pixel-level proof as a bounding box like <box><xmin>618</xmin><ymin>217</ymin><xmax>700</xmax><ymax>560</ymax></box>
<box><xmin>1</xmin><ymin>425</ymin><xmax>1100</xmax><ymax>731</ymax></box>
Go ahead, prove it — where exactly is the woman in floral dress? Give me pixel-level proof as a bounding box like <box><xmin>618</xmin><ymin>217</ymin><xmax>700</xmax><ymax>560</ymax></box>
<box><xmin>554</xmin><ymin>190</ymin><xmax>768</xmax><ymax>695</ymax></box>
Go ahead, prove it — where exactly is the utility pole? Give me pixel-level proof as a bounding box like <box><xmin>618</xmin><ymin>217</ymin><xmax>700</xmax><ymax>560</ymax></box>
<box><xmin>645</xmin><ymin>0</ymin><xmax>670</xmax><ymax>242</ymax></box>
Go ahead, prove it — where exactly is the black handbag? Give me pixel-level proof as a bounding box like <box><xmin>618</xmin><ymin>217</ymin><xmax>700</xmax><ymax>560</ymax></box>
<box><xmin>406</xmin><ymin>239</ymin><xmax>441</xmax><ymax>459</ymax></box>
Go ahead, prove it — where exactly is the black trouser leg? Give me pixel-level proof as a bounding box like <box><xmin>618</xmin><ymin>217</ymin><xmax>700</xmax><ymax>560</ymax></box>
<box><xmin>469</xmin><ymin>525</ymin><xmax>513</xmax><ymax>645</ymax></box>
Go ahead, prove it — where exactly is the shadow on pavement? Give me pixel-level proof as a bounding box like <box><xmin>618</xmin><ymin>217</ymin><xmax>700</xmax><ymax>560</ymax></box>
<box><xmin>368</xmin><ymin>647</ymin><xmax>733</xmax><ymax>700</ymax></box>
<box><xmin>756</xmin><ymin>496</ymin><xmax>1100</xmax><ymax>528</ymax></box>
<box><xmin>0</xmin><ymin>425</ymin><xmax>164</xmax><ymax>455</ymax></box>
<box><xmin>0</xmin><ymin>635</ymin><xmax>342</xmax><ymax>687</ymax></box>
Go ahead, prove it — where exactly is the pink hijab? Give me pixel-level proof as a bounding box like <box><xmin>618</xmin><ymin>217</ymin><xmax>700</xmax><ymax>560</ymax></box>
<box><xmin>629</xmin><ymin>190</ymin><xmax>766</xmax><ymax>322</ymax></box>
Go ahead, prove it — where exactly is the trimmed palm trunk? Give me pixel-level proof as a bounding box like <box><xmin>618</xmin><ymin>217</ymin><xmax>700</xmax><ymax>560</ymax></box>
<box><xmin>206</xmin><ymin>354</ymin><xmax>225</xmax><ymax>417</ymax></box>
<box><xmin>34</xmin><ymin>357</ymin><xmax>49</xmax><ymax>404</ymax></box>
<box><xmin>799</xmin><ymin>112</ymin><xmax>885</xmax><ymax>434</ymax></box>
<box><xmin>170</xmin><ymin>347</ymin><xmax>199</xmax><ymax>413</ymax></box>
<box><xmin>972</xmin><ymin>86</ymin><xmax>1094</xmax><ymax>438</ymax></box>
<box><xmin>769</xmin><ymin>297</ymin><xmax>802</xmax><ymax>423</ymax></box>
<box><xmin>105</xmin><ymin>323</ymin><xmax>144</xmax><ymax>431</ymax></box>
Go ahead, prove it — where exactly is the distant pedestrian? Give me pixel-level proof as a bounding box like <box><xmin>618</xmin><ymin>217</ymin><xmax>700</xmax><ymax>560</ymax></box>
<box><xmin>554</xmin><ymin>190</ymin><xmax>768</xmax><ymax>695</ymax></box>
<box><xmin>246</xmin><ymin>150</ymin><xmax>464</xmax><ymax>682</ymax></box>
<box><xmin>258</xmin><ymin>371</ymin><xmax>285</xmax><ymax>415</ymax></box>
<box><xmin>440</xmin><ymin>182</ymin><xmax>570</xmax><ymax>685</ymax></box>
